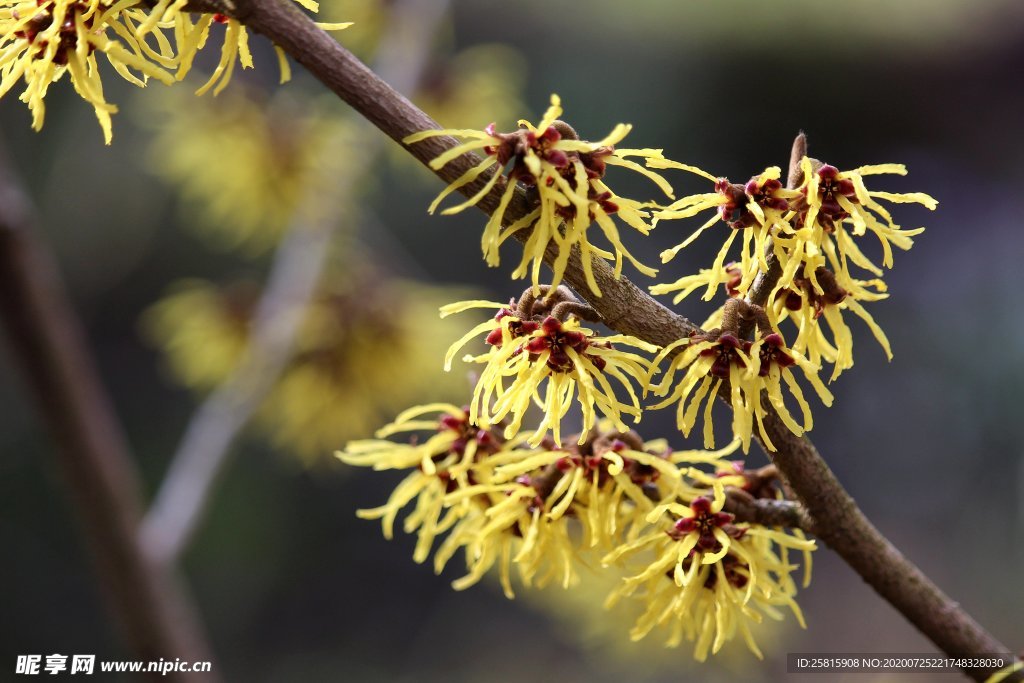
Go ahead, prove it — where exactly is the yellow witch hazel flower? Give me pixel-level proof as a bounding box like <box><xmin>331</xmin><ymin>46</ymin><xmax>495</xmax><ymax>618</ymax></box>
<box><xmin>0</xmin><ymin>0</ymin><xmax>349</xmax><ymax>142</ymax></box>
<box><xmin>593</xmin><ymin>448</ymin><xmax>814</xmax><ymax>659</ymax></box>
<box><xmin>340</xmin><ymin>405</ymin><xmax>586</xmax><ymax>597</ymax></box>
<box><xmin>405</xmin><ymin>94</ymin><xmax>675</xmax><ymax>295</ymax></box>
<box><xmin>604</xmin><ymin>485</ymin><xmax>814</xmax><ymax>660</ymax></box>
<box><xmin>441</xmin><ymin>285</ymin><xmax>658</xmax><ymax>447</ymax></box>
<box><xmin>489</xmin><ymin>428</ymin><xmax>676</xmax><ymax>551</ymax></box>
<box><xmin>771</xmin><ymin>263</ymin><xmax>891</xmax><ymax>382</ymax></box>
<box><xmin>652</xmin><ymin>163</ymin><xmax>801</xmax><ymax>302</ymax></box>
<box><xmin>137</xmin><ymin>1</ymin><xmax>349</xmax><ymax>98</ymax></box>
<box><xmin>0</xmin><ymin>0</ymin><xmax>175</xmax><ymax>143</ymax></box>
<box><xmin>650</xmin><ymin>155</ymin><xmax>935</xmax><ymax>310</ymax></box>
<box><xmin>651</xmin><ymin>261</ymin><xmax>746</xmax><ymax>306</ymax></box>
<box><xmin>649</xmin><ymin>298</ymin><xmax>831</xmax><ymax>453</ymax></box>
<box><xmin>649</xmin><ymin>147</ymin><xmax>935</xmax><ymax>388</ymax></box>
<box><xmin>339</xmin><ymin>403</ymin><xmax>507</xmax><ymax>564</ymax></box>
<box><xmin>342</xmin><ymin>408</ymin><xmax>816</xmax><ymax>660</ymax></box>
<box><xmin>793</xmin><ymin>158</ymin><xmax>936</xmax><ymax>281</ymax></box>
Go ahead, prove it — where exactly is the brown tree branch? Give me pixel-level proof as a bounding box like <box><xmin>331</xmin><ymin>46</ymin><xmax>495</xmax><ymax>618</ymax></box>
<box><xmin>0</xmin><ymin>141</ymin><xmax>218</xmax><ymax>681</ymax></box>
<box><xmin>744</xmin><ymin>131</ymin><xmax>805</xmax><ymax>314</ymax></box>
<box><xmin>723</xmin><ymin>490</ymin><xmax>815</xmax><ymax>533</ymax></box>
<box><xmin>225</xmin><ymin>1</ymin><xmax>1018</xmax><ymax>678</ymax></box>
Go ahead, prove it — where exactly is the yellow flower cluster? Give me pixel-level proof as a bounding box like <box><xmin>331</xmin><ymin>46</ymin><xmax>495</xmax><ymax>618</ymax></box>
<box><xmin>405</xmin><ymin>94</ymin><xmax>675</xmax><ymax>296</ymax></box>
<box><xmin>347</xmin><ymin>102</ymin><xmax>940</xmax><ymax>664</ymax></box>
<box><xmin>605</xmin><ymin>480</ymin><xmax>813</xmax><ymax>659</ymax></box>
<box><xmin>440</xmin><ymin>286</ymin><xmax>656</xmax><ymax>447</ymax></box>
<box><xmin>0</xmin><ymin>0</ymin><xmax>349</xmax><ymax>142</ymax></box>
<box><xmin>341</xmin><ymin>412</ymin><xmax>812</xmax><ymax>659</ymax></box>
<box><xmin>640</xmin><ymin>152</ymin><xmax>934</xmax><ymax>449</ymax></box>
<box><xmin>650</xmin><ymin>298</ymin><xmax>833</xmax><ymax>453</ymax></box>
<box><xmin>652</xmin><ymin>156</ymin><xmax>936</xmax><ymax>382</ymax></box>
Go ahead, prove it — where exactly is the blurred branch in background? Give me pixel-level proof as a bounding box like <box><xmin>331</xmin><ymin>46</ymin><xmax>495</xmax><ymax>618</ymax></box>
<box><xmin>139</xmin><ymin>0</ymin><xmax>452</xmax><ymax>566</ymax></box>
<box><xmin>0</xmin><ymin>139</ymin><xmax>218</xmax><ymax>681</ymax></box>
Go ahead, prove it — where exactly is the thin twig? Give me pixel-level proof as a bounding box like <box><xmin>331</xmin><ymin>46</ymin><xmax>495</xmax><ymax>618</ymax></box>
<box><xmin>139</xmin><ymin>0</ymin><xmax>452</xmax><ymax>565</ymax></box>
<box><xmin>747</xmin><ymin>131</ymin><xmax>806</xmax><ymax>310</ymax></box>
<box><xmin>0</xmin><ymin>139</ymin><xmax>218</xmax><ymax>682</ymax></box>
<box><xmin>228</xmin><ymin>4</ymin><xmax>1020</xmax><ymax>678</ymax></box>
<box><xmin>140</xmin><ymin>209</ymin><xmax>334</xmax><ymax>564</ymax></box>
<box><xmin>723</xmin><ymin>490</ymin><xmax>815</xmax><ymax>533</ymax></box>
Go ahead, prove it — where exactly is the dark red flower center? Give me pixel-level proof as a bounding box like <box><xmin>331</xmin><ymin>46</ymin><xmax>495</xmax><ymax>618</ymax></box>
<box><xmin>757</xmin><ymin>333</ymin><xmax>796</xmax><ymax>376</ymax></box>
<box><xmin>744</xmin><ymin>175</ymin><xmax>790</xmax><ymax>213</ymax></box>
<box><xmin>809</xmin><ymin>164</ymin><xmax>857</xmax><ymax>219</ymax></box>
<box><xmin>669</xmin><ymin>496</ymin><xmax>735</xmax><ymax>551</ymax></box>
<box><xmin>699</xmin><ymin>333</ymin><xmax>750</xmax><ymax>378</ymax></box>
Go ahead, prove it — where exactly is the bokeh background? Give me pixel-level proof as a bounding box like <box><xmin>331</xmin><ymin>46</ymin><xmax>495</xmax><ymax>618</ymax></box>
<box><xmin>1</xmin><ymin>0</ymin><xmax>1022</xmax><ymax>680</ymax></box>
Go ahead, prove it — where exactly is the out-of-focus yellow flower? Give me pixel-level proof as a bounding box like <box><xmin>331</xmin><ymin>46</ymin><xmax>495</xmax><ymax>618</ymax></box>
<box><xmin>415</xmin><ymin>44</ymin><xmax>526</xmax><ymax>132</ymax></box>
<box><xmin>142</xmin><ymin>278</ymin><xmax>253</xmax><ymax>390</ymax></box>
<box><xmin>405</xmin><ymin>94</ymin><xmax>674</xmax><ymax>295</ymax></box>
<box><xmin>141</xmin><ymin>87</ymin><xmax>356</xmax><ymax>254</ymax></box>
<box><xmin>143</xmin><ymin>270</ymin><xmax>472</xmax><ymax>461</ymax></box>
<box><xmin>441</xmin><ymin>287</ymin><xmax>658</xmax><ymax>446</ymax></box>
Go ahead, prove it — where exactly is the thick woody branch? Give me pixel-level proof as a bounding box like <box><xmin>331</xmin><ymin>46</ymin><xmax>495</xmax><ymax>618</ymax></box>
<box><xmin>231</xmin><ymin>0</ymin><xmax>701</xmax><ymax>342</ymax></box>
<box><xmin>0</xmin><ymin>142</ymin><xmax>217</xmax><ymax>681</ymax></box>
<box><xmin>229</xmin><ymin>2</ymin><xmax>1017</xmax><ymax>679</ymax></box>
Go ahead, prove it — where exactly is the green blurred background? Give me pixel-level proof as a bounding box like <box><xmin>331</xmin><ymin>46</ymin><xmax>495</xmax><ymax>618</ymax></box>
<box><xmin>1</xmin><ymin>0</ymin><xmax>1022</xmax><ymax>680</ymax></box>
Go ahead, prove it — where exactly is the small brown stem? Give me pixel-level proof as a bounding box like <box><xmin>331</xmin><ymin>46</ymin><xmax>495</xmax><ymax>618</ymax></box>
<box><xmin>742</xmin><ymin>132</ymin><xmax>807</xmax><ymax>325</ymax></box>
<box><xmin>529</xmin><ymin>463</ymin><xmax>565</xmax><ymax>502</ymax></box>
<box><xmin>515</xmin><ymin>286</ymin><xmax>540</xmax><ymax>319</ymax></box>
<box><xmin>550</xmin><ymin>301</ymin><xmax>601</xmax><ymax>323</ymax></box>
<box><xmin>723</xmin><ymin>489</ymin><xmax>815</xmax><ymax>533</ymax></box>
